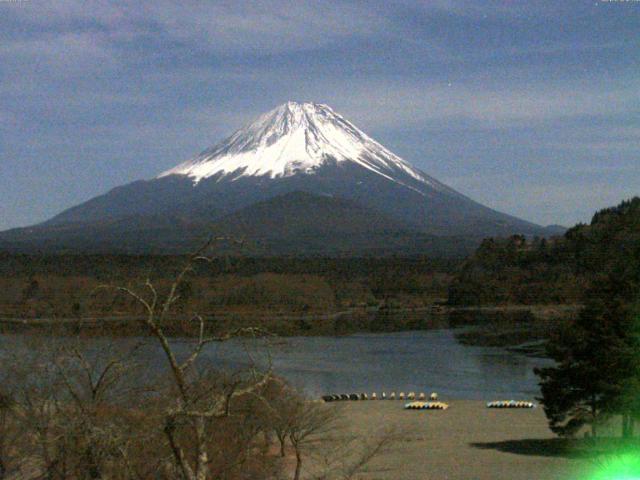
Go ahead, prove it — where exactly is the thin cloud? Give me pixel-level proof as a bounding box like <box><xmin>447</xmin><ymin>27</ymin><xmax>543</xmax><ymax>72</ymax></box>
<box><xmin>3</xmin><ymin>1</ymin><xmax>389</xmax><ymax>56</ymax></box>
<box><xmin>0</xmin><ymin>0</ymin><xmax>638</xmax><ymax>229</ymax></box>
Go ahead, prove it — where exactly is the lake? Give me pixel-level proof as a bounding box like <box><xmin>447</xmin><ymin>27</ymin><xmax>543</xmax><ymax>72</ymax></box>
<box><xmin>194</xmin><ymin>329</ymin><xmax>550</xmax><ymax>400</ymax></box>
<box><xmin>0</xmin><ymin>329</ymin><xmax>551</xmax><ymax>400</ymax></box>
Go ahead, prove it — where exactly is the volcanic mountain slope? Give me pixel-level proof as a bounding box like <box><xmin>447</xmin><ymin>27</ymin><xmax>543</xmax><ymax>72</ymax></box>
<box><xmin>207</xmin><ymin>191</ymin><xmax>480</xmax><ymax>256</ymax></box>
<box><xmin>1</xmin><ymin>102</ymin><xmax>551</xmax><ymax>255</ymax></box>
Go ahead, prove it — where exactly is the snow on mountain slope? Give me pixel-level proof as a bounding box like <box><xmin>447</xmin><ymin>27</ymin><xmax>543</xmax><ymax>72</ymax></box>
<box><xmin>159</xmin><ymin>102</ymin><xmax>452</xmax><ymax>195</ymax></box>
<box><xmin>0</xmin><ymin>100</ymin><xmax>549</xmax><ymax>254</ymax></box>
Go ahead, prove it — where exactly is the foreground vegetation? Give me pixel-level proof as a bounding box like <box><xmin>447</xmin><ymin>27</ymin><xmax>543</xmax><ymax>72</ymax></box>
<box><xmin>0</xmin><ymin>246</ymin><xmax>394</xmax><ymax>480</ymax></box>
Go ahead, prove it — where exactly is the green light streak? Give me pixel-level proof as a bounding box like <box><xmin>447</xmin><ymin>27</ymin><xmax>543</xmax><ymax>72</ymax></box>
<box><xmin>589</xmin><ymin>452</ymin><xmax>640</xmax><ymax>480</ymax></box>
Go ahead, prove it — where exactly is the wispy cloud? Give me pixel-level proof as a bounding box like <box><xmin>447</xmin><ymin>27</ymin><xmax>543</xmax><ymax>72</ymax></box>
<box><xmin>3</xmin><ymin>1</ymin><xmax>389</xmax><ymax>56</ymax></box>
<box><xmin>0</xmin><ymin>0</ymin><xmax>638</xmax><ymax>229</ymax></box>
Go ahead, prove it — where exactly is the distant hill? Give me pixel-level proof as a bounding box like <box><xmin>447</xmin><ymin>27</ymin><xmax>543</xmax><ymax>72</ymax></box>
<box><xmin>448</xmin><ymin>197</ymin><xmax>640</xmax><ymax>305</ymax></box>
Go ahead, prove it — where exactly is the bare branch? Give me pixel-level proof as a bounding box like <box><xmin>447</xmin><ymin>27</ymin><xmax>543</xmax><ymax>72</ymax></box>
<box><xmin>115</xmin><ymin>286</ymin><xmax>154</xmax><ymax>317</ymax></box>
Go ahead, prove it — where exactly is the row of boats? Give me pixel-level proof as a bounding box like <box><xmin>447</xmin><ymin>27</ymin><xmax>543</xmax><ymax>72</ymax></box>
<box><xmin>404</xmin><ymin>400</ymin><xmax>536</xmax><ymax>410</ymax></box>
<box><xmin>321</xmin><ymin>393</ymin><xmax>537</xmax><ymax>409</ymax></box>
<box><xmin>404</xmin><ymin>401</ymin><xmax>449</xmax><ymax>410</ymax></box>
<box><xmin>322</xmin><ymin>391</ymin><xmax>438</xmax><ymax>402</ymax></box>
<box><xmin>486</xmin><ymin>400</ymin><xmax>536</xmax><ymax>409</ymax></box>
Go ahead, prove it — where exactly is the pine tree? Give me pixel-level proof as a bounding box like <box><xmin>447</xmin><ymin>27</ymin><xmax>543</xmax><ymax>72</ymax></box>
<box><xmin>535</xmin><ymin>273</ymin><xmax>640</xmax><ymax>438</ymax></box>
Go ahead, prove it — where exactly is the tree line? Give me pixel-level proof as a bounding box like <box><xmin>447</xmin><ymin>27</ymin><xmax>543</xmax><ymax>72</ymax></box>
<box><xmin>0</xmin><ymin>254</ymin><xmax>456</xmax><ymax>324</ymax></box>
<box><xmin>448</xmin><ymin>198</ymin><xmax>640</xmax><ymax>306</ymax></box>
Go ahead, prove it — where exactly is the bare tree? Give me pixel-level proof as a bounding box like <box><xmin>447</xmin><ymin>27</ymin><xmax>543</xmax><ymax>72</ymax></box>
<box><xmin>107</xmin><ymin>238</ymin><xmax>274</xmax><ymax>480</ymax></box>
<box><xmin>0</xmin><ymin>390</ymin><xmax>15</xmax><ymax>479</ymax></box>
<box><xmin>0</xmin><ymin>331</ymin><xmax>150</xmax><ymax>480</ymax></box>
<box><xmin>309</xmin><ymin>426</ymin><xmax>398</xmax><ymax>480</ymax></box>
<box><xmin>288</xmin><ymin>400</ymin><xmax>338</xmax><ymax>480</ymax></box>
<box><xmin>51</xmin><ymin>337</ymin><xmax>150</xmax><ymax>479</ymax></box>
<box><xmin>256</xmin><ymin>383</ymin><xmax>395</xmax><ymax>480</ymax></box>
<box><xmin>2</xmin><ymin>342</ymin><xmax>71</xmax><ymax>480</ymax></box>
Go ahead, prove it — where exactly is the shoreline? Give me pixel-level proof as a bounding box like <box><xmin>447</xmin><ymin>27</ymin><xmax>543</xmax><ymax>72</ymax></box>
<box><xmin>0</xmin><ymin>302</ymin><xmax>578</xmax><ymax>334</ymax></box>
<box><xmin>0</xmin><ymin>303</ymin><xmax>581</xmax><ymax>322</ymax></box>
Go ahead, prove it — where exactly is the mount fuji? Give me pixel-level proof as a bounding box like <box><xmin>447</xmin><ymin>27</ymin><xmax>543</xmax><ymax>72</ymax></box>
<box><xmin>0</xmin><ymin>102</ymin><xmax>553</xmax><ymax>255</ymax></box>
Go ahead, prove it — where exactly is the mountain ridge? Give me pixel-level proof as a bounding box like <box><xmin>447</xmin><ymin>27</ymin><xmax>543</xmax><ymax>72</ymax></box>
<box><xmin>1</xmin><ymin>101</ymin><xmax>552</xmax><ymax>255</ymax></box>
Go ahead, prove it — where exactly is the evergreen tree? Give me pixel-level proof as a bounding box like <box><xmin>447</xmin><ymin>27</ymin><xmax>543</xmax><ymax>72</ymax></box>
<box><xmin>535</xmin><ymin>270</ymin><xmax>640</xmax><ymax>437</ymax></box>
<box><xmin>535</xmin><ymin>317</ymin><xmax>608</xmax><ymax>437</ymax></box>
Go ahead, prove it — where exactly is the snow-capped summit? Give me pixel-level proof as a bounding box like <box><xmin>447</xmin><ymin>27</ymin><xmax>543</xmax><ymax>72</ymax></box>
<box><xmin>0</xmin><ymin>101</ymin><xmax>550</xmax><ymax>255</ymax></box>
<box><xmin>159</xmin><ymin>101</ymin><xmax>446</xmax><ymax>193</ymax></box>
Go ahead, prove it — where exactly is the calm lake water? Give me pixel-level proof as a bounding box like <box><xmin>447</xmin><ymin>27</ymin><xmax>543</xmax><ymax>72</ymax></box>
<box><xmin>0</xmin><ymin>329</ymin><xmax>551</xmax><ymax>400</ymax></box>
<box><xmin>192</xmin><ymin>329</ymin><xmax>550</xmax><ymax>400</ymax></box>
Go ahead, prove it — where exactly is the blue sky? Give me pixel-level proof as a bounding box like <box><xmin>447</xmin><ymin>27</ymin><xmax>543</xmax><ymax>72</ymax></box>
<box><xmin>1</xmin><ymin>0</ymin><xmax>639</xmax><ymax>230</ymax></box>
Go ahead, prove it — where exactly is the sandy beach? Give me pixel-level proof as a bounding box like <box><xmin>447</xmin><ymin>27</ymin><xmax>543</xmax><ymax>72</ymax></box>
<box><xmin>325</xmin><ymin>400</ymin><xmax>590</xmax><ymax>480</ymax></box>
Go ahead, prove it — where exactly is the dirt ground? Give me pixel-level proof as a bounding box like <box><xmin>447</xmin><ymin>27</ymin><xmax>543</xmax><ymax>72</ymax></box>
<box><xmin>325</xmin><ymin>400</ymin><xmax>592</xmax><ymax>480</ymax></box>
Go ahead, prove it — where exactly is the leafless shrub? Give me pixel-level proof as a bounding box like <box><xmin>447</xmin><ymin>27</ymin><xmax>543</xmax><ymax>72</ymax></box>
<box><xmin>0</xmin><ymin>238</ymin><xmax>393</xmax><ymax>480</ymax></box>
